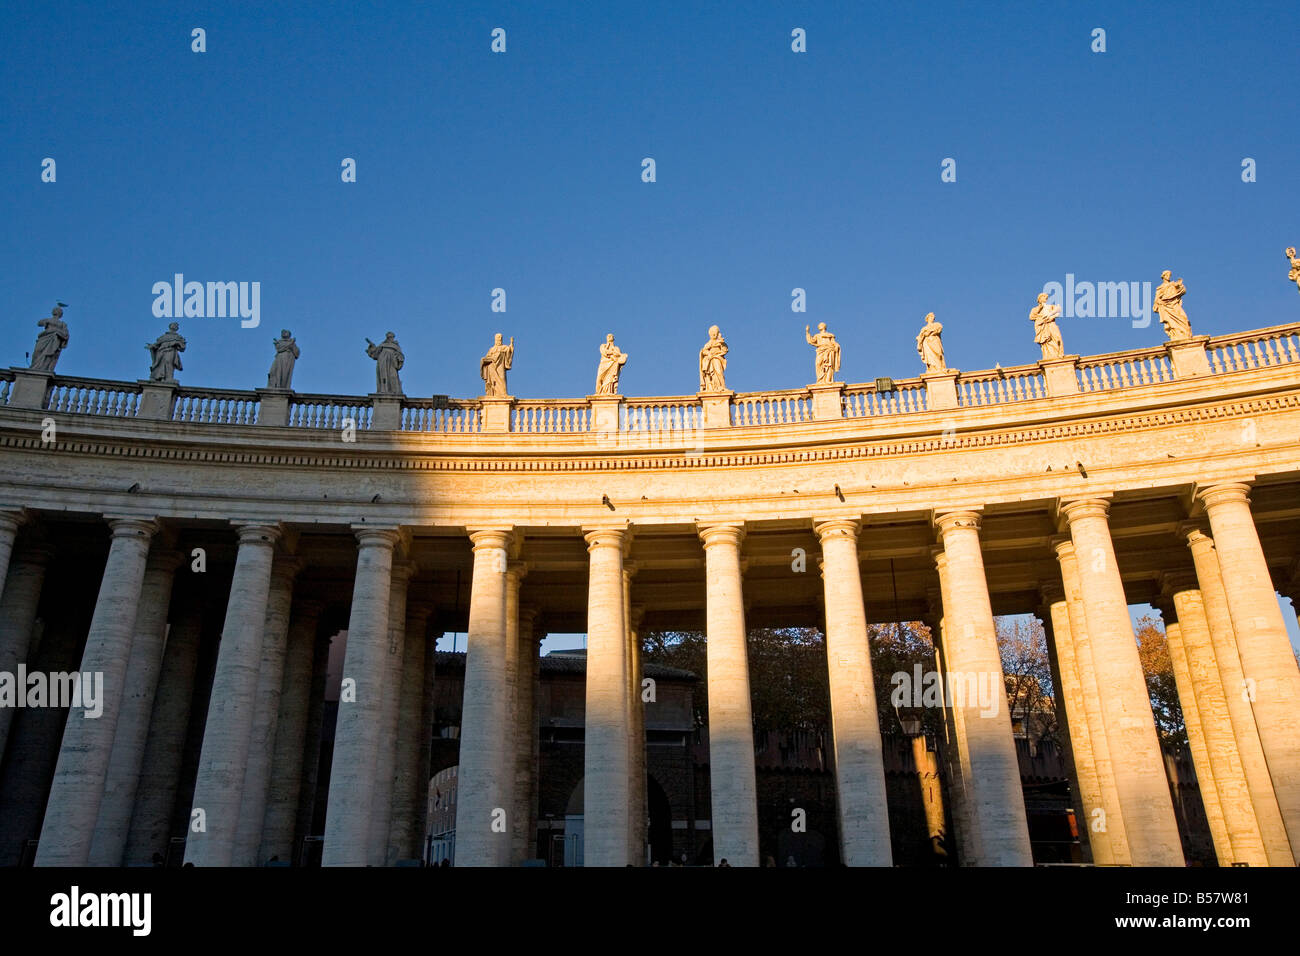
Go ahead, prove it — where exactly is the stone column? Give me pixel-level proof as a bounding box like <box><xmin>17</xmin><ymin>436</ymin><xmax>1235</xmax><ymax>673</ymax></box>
<box><xmin>182</xmin><ymin>522</ymin><xmax>281</xmax><ymax>867</ymax></box>
<box><xmin>503</xmin><ymin>561</ymin><xmax>526</xmax><ymax>864</ymax></box>
<box><xmin>0</xmin><ymin>542</ymin><xmax>52</xmax><ymax>764</ymax></box>
<box><xmin>320</xmin><ymin>526</ymin><xmax>401</xmax><ymax>867</ymax></box>
<box><xmin>89</xmin><ymin>545</ymin><xmax>184</xmax><ymax>865</ymax></box>
<box><xmin>389</xmin><ymin>599</ymin><xmax>434</xmax><ymax>863</ymax></box>
<box><xmin>1163</xmin><ymin>580</ymin><xmax>1267</xmax><ymax>866</ymax></box>
<box><xmin>1053</xmin><ymin>537</ymin><xmax>1130</xmax><ymax>864</ymax></box>
<box><xmin>933</xmin><ymin>511</ymin><xmax>1033</xmax><ymax>866</ymax></box>
<box><xmin>815</xmin><ymin>518</ymin><xmax>892</xmax><ymax>866</ymax></box>
<box><xmin>1060</xmin><ymin>498</ymin><xmax>1183</xmax><ymax>865</ymax></box>
<box><xmin>512</xmin><ymin>606</ymin><xmax>538</xmax><ymax>865</ymax></box>
<box><xmin>415</xmin><ymin>619</ymin><xmax>439</xmax><ymax>854</ymax></box>
<box><xmin>1039</xmin><ymin>584</ymin><xmax>1108</xmax><ymax>865</ymax></box>
<box><xmin>627</xmin><ymin>601</ymin><xmax>647</xmax><ymax>866</ymax></box>
<box><xmin>36</xmin><ymin>517</ymin><xmax>158</xmax><ymax>866</ymax></box>
<box><xmin>454</xmin><ymin>528</ymin><xmax>513</xmax><ymax>867</ymax></box>
<box><xmin>232</xmin><ymin>555</ymin><xmax>301</xmax><ymax>867</ymax></box>
<box><xmin>583</xmin><ymin>527</ymin><xmax>631</xmax><ymax>868</ymax></box>
<box><xmin>1197</xmin><ymin>482</ymin><xmax>1300</xmax><ymax>860</ymax></box>
<box><xmin>124</xmin><ymin>587</ymin><xmax>206</xmax><ymax>864</ymax></box>
<box><xmin>294</xmin><ymin>625</ymin><xmax>334</xmax><ymax>857</ymax></box>
<box><xmin>697</xmin><ymin>522</ymin><xmax>759</xmax><ymax>867</ymax></box>
<box><xmin>259</xmin><ymin>598</ymin><xmax>324</xmax><ymax>863</ymax></box>
<box><xmin>1185</xmin><ymin>525</ymin><xmax>1295</xmax><ymax>866</ymax></box>
<box><xmin>924</xmin><ymin>592</ymin><xmax>977</xmax><ymax>866</ymax></box>
<box><xmin>0</xmin><ymin>510</ymin><xmax>26</xmax><ymax>600</ymax></box>
<box><xmin>367</xmin><ymin>560</ymin><xmax>413</xmax><ymax>866</ymax></box>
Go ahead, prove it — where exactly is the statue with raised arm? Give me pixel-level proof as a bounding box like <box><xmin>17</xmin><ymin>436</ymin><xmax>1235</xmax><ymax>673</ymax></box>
<box><xmin>1287</xmin><ymin>247</ymin><xmax>1300</xmax><ymax>295</ymax></box>
<box><xmin>699</xmin><ymin>325</ymin><xmax>728</xmax><ymax>392</ymax></box>
<box><xmin>595</xmin><ymin>334</ymin><xmax>628</xmax><ymax>395</ymax></box>
<box><xmin>480</xmin><ymin>332</ymin><xmax>515</xmax><ymax>397</ymax></box>
<box><xmin>916</xmin><ymin>312</ymin><xmax>946</xmax><ymax>373</ymax></box>
<box><xmin>1029</xmin><ymin>293</ymin><xmax>1064</xmax><ymax>360</ymax></box>
<box><xmin>146</xmin><ymin>322</ymin><xmax>186</xmax><ymax>381</ymax></box>
<box><xmin>804</xmin><ymin>322</ymin><xmax>841</xmax><ymax>384</ymax></box>
<box><xmin>1153</xmin><ymin>270</ymin><xmax>1192</xmax><ymax>341</ymax></box>
<box><xmin>365</xmin><ymin>331</ymin><xmax>405</xmax><ymax>394</ymax></box>
<box><xmin>31</xmin><ymin>303</ymin><xmax>70</xmax><ymax>372</ymax></box>
<box><xmin>267</xmin><ymin>329</ymin><xmax>299</xmax><ymax>389</ymax></box>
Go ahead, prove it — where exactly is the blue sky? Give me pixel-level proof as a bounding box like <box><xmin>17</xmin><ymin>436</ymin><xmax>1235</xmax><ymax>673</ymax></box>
<box><xmin>4</xmin><ymin>2</ymin><xmax>1298</xmax><ymax>649</ymax></box>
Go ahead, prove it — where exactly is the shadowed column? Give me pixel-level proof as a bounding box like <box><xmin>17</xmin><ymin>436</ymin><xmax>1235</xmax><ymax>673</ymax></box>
<box><xmin>933</xmin><ymin>511</ymin><xmax>1033</xmax><ymax>866</ymax></box>
<box><xmin>37</xmin><ymin>517</ymin><xmax>158</xmax><ymax>866</ymax></box>
<box><xmin>0</xmin><ymin>541</ymin><xmax>52</xmax><ymax>764</ymax></box>
<box><xmin>454</xmin><ymin>528</ymin><xmax>513</xmax><ymax>866</ymax></box>
<box><xmin>925</xmin><ymin>587</ymin><xmax>978</xmax><ymax>866</ymax></box>
<box><xmin>321</xmin><ymin>526</ymin><xmax>400</xmax><ymax>866</ymax></box>
<box><xmin>1061</xmin><ymin>498</ymin><xmax>1182</xmax><ymax>865</ymax></box>
<box><xmin>183</xmin><ymin>522</ymin><xmax>281</xmax><ymax>867</ymax></box>
<box><xmin>389</xmin><ymin>599</ymin><xmax>434</xmax><ymax>863</ymax></box>
<box><xmin>1197</xmin><ymin>482</ymin><xmax>1300</xmax><ymax>861</ymax></box>
<box><xmin>816</xmin><ymin>518</ymin><xmax>892</xmax><ymax>866</ymax></box>
<box><xmin>369</xmin><ymin>560</ymin><xmax>413</xmax><ymax>866</ymax></box>
<box><xmin>512</xmin><ymin>605</ymin><xmax>538</xmax><ymax>865</ymax></box>
<box><xmin>0</xmin><ymin>510</ymin><xmax>26</xmax><ymax>604</ymax></box>
<box><xmin>583</xmin><ymin>527</ymin><xmax>631</xmax><ymax>867</ymax></box>
<box><xmin>698</xmin><ymin>522</ymin><xmax>759</xmax><ymax>867</ymax></box>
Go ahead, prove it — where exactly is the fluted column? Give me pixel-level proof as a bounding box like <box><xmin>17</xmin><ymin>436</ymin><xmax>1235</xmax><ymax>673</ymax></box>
<box><xmin>1053</xmin><ymin>537</ymin><xmax>1130</xmax><ymax>864</ymax></box>
<box><xmin>0</xmin><ymin>510</ymin><xmax>26</xmax><ymax>603</ymax></box>
<box><xmin>1163</xmin><ymin>579</ymin><xmax>1267</xmax><ymax>866</ymax></box>
<box><xmin>1039</xmin><ymin>583</ymin><xmax>1109</xmax><ymax>865</ymax></box>
<box><xmin>89</xmin><ymin>545</ymin><xmax>184</xmax><ymax>865</ymax></box>
<box><xmin>697</xmin><ymin>522</ymin><xmax>759</xmax><ymax>866</ymax></box>
<box><xmin>37</xmin><ymin>517</ymin><xmax>158</xmax><ymax>866</ymax></box>
<box><xmin>0</xmin><ymin>542</ymin><xmax>52</xmax><ymax>764</ymax></box>
<box><xmin>390</xmin><ymin>599</ymin><xmax>434</xmax><ymax>863</ymax></box>
<box><xmin>815</xmin><ymin>518</ymin><xmax>892</xmax><ymax>866</ymax></box>
<box><xmin>124</xmin><ymin>590</ymin><xmax>205</xmax><ymax>863</ymax></box>
<box><xmin>182</xmin><ymin>522</ymin><xmax>281</xmax><ymax>867</ymax></box>
<box><xmin>933</xmin><ymin>511</ymin><xmax>1033</xmax><ymax>866</ymax></box>
<box><xmin>320</xmin><ymin>526</ymin><xmax>401</xmax><ymax>866</ymax></box>
<box><xmin>583</xmin><ymin>527</ymin><xmax>631</xmax><ymax>867</ymax></box>
<box><xmin>454</xmin><ymin>528</ymin><xmax>513</xmax><ymax>867</ymax></box>
<box><xmin>1060</xmin><ymin>498</ymin><xmax>1182</xmax><ymax>865</ymax></box>
<box><xmin>1185</xmin><ymin>526</ymin><xmax>1294</xmax><ymax>866</ymax></box>
<box><xmin>367</xmin><ymin>560</ymin><xmax>412</xmax><ymax>865</ymax></box>
<box><xmin>260</xmin><ymin>598</ymin><xmax>324</xmax><ymax>863</ymax></box>
<box><xmin>232</xmin><ymin>554</ymin><xmax>301</xmax><ymax>866</ymax></box>
<box><xmin>1197</xmin><ymin>481</ymin><xmax>1300</xmax><ymax>859</ymax></box>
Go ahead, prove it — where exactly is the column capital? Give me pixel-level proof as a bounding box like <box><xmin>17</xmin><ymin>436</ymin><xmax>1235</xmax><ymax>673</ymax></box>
<box><xmin>583</xmin><ymin>526</ymin><xmax>627</xmax><ymax>551</ymax></box>
<box><xmin>405</xmin><ymin>599</ymin><xmax>436</xmax><ymax>625</ymax></box>
<box><xmin>106</xmin><ymin>516</ymin><xmax>160</xmax><ymax>540</ymax></box>
<box><xmin>929</xmin><ymin>545</ymin><xmax>948</xmax><ymax>573</ymax></box>
<box><xmin>813</xmin><ymin>516</ymin><xmax>861</xmax><ymax>541</ymax></box>
<box><xmin>1160</xmin><ymin>569</ymin><xmax>1200</xmax><ymax>598</ymax></box>
<box><xmin>934</xmin><ymin>509</ymin><xmax>981</xmax><ymax>539</ymax></box>
<box><xmin>390</xmin><ymin>558</ymin><xmax>417</xmax><ymax>585</ymax></box>
<box><xmin>146</xmin><ymin>548</ymin><xmax>187</xmax><ymax>574</ymax></box>
<box><xmin>1058</xmin><ymin>496</ymin><xmax>1112</xmax><ymax>524</ymax></box>
<box><xmin>352</xmin><ymin>525</ymin><xmax>403</xmax><ymax>549</ymax></box>
<box><xmin>0</xmin><ymin>509</ymin><xmax>28</xmax><ymax>535</ymax></box>
<box><xmin>468</xmin><ymin>527</ymin><xmax>514</xmax><ymax>552</ymax></box>
<box><xmin>1149</xmin><ymin>594</ymin><xmax>1176</xmax><ymax>621</ymax></box>
<box><xmin>1049</xmin><ymin>535</ymin><xmax>1076</xmax><ymax>562</ymax></box>
<box><xmin>1195</xmin><ymin>480</ymin><xmax>1254</xmax><ymax>511</ymax></box>
<box><xmin>1182</xmin><ymin>525</ymin><xmax>1216</xmax><ymax>554</ymax></box>
<box><xmin>519</xmin><ymin>604</ymin><xmax>540</xmax><ymax>630</ymax></box>
<box><xmin>506</xmin><ymin>558</ymin><xmax>528</xmax><ymax>583</ymax></box>
<box><xmin>629</xmin><ymin>603</ymin><xmax>646</xmax><ymax>631</ymax></box>
<box><xmin>697</xmin><ymin>522</ymin><xmax>745</xmax><ymax>549</ymax></box>
<box><xmin>1039</xmin><ymin>581</ymin><xmax>1065</xmax><ymax>605</ymax></box>
<box><xmin>231</xmin><ymin>521</ymin><xmax>282</xmax><ymax>547</ymax></box>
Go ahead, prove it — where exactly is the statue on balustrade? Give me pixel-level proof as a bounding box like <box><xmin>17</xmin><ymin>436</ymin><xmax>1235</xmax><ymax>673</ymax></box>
<box><xmin>699</xmin><ymin>325</ymin><xmax>728</xmax><ymax>392</ymax></box>
<box><xmin>146</xmin><ymin>322</ymin><xmax>186</xmax><ymax>382</ymax></box>
<box><xmin>365</xmin><ymin>332</ymin><xmax>405</xmax><ymax>394</ymax></box>
<box><xmin>267</xmin><ymin>329</ymin><xmax>299</xmax><ymax>389</ymax></box>
<box><xmin>1287</xmin><ymin>247</ymin><xmax>1300</xmax><ymax>295</ymax></box>
<box><xmin>595</xmin><ymin>334</ymin><xmax>629</xmax><ymax>395</ymax></box>
<box><xmin>480</xmin><ymin>333</ymin><xmax>515</xmax><ymax>397</ymax></box>
<box><xmin>916</xmin><ymin>312</ymin><xmax>947</xmax><ymax>373</ymax></box>
<box><xmin>805</xmin><ymin>322</ymin><xmax>840</xmax><ymax>384</ymax></box>
<box><xmin>30</xmin><ymin>303</ymin><xmax>70</xmax><ymax>372</ymax></box>
<box><xmin>1154</xmin><ymin>270</ymin><xmax>1192</xmax><ymax>341</ymax></box>
<box><xmin>1030</xmin><ymin>293</ymin><xmax>1064</xmax><ymax>360</ymax></box>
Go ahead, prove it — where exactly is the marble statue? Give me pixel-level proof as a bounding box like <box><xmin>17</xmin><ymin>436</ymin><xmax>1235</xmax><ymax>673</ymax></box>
<box><xmin>916</xmin><ymin>312</ymin><xmax>946</xmax><ymax>373</ymax></box>
<box><xmin>699</xmin><ymin>325</ymin><xmax>728</xmax><ymax>392</ymax></box>
<box><xmin>30</xmin><ymin>303</ymin><xmax>70</xmax><ymax>372</ymax></box>
<box><xmin>480</xmin><ymin>333</ymin><xmax>515</xmax><ymax>397</ymax></box>
<box><xmin>595</xmin><ymin>334</ymin><xmax>628</xmax><ymax>395</ymax></box>
<box><xmin>146</xmin><ymin>322</ymin><xmax>186</xmax><ymax>382</ymax></box>
<box><xmin>365</xmin><ymin>332</ymin><xmax>405</xmax><ymax>395</ymax></box>
<box><xmin>804</xmin><ymin>323</ymin><xmax>841</xmax><ymax>384</ymax></box>
<box><xmin>267</xmin><ymin>329</ymin><xmax>299</xmax><ymax>389</ymax></box>
<box><xmin>1287</xmin><ymin>247</ymin><xmax>1300</xmax><ymax>295</ymax></box>
<box><xmin>1030</xmin><ymin>293</ymin><xmax>1064</xmax><ymax>360</ymax></box>
<box><xmin>1154</xmin><ymin>270</ymin><xmax>1192</xmax><ymax>341</ymax></box>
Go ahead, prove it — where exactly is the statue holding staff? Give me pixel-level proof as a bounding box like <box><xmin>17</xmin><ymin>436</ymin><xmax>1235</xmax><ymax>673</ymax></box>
<box><xmin>480</xmin><ymin>333</ymin><xmax>515</xmax><ymax>397</ymax></box>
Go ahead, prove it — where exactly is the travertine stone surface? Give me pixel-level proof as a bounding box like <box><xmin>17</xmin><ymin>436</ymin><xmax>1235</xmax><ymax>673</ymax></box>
<box><xmin>0</xmin><ymin>541</ymin><xmax>50</xmax><ymax>763</ymax></box>
<box><xmin>368</xmin><ymin>559</ymin><xmax>412</xmax><ymax>865</ymax></box>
